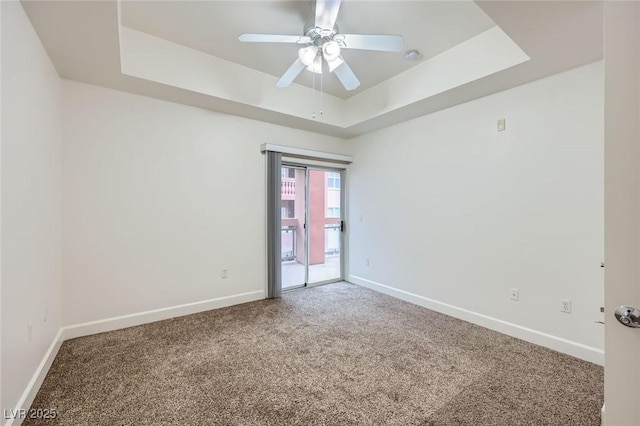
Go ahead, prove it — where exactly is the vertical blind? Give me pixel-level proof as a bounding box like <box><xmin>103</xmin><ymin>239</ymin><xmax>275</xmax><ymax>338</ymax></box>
<box><xmin>266</xmin><ymin>150</ymin><xmax>282</xmax><ymax>299</ymax></box>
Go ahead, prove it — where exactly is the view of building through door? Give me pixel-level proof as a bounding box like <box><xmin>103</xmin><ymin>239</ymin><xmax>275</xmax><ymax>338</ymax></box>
<box><xmin>281</xmin><ymin>166</ymin><xmax>342</xmax><ymax>289</ymax></box>
<box><xmin>308</xmin><ymin>169</ymin><xmax>342</xmax><ymax>284</ymax></box>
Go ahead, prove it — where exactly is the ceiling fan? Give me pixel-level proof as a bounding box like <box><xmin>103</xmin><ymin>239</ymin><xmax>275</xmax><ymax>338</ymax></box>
<box><xmin>238</xmin><ymin>0</ymin><xmax>404</xmax><ymax>91</ymax></box>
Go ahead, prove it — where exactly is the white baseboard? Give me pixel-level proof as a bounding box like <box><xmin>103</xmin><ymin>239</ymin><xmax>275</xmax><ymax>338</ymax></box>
<box><xmin>5</xmin><ymin>329</ymin><xmax>64</xmax><ymax>426</ymax></box>
<box><xmin>5</xmin><ymin>290</ymin><xmax>265</xmax><ymax>426</ymax></box>
<box><xmin>348</xmin><ymin>275</ymin><xmax>604</xmax><ymax>365</ymax></box>
<box><xmin>61</xmin><ymin>290</ymin><xmax>265</xmax><ymax>340</ymax></box>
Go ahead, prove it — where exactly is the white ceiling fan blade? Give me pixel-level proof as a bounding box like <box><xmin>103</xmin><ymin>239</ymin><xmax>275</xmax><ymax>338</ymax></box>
<box><xmin>239</xmin><ymin>34</ymin><xmax>311</xmax><ymax>44</ymax></box>
<box><xmin>333</xmin><ymin>60</ymin><xmax>360</xmax><ymax>91</ymax></box>
<box><xmin>315</xmin><ymin>0</ymin><xmax>342</xmax><ymax>30</ymax></box>
<box><xmin>327</xmin><ymin>56</ymin><xmax>344</xmax><ymax>72</ymax></box>
<box><xmin>336</xmin><ymin>34</ymin><xmax>404</xmax><ymax>52</ymax></box>
<box><xmin>276</xmin><ymin>58</ymin><xmax>306</xmax><ymax>88</ymax></box>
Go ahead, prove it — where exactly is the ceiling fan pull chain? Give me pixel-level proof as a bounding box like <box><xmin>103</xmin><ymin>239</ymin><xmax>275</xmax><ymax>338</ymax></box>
<box><xmin>312</xmin><ymin>70</ymin><xmax>316</xmax><ymax>119</ymax></box>
<box><xmin>320</xmin><ymin>67</ymin><xmax>324</xmax><ymax>116</ymax></box>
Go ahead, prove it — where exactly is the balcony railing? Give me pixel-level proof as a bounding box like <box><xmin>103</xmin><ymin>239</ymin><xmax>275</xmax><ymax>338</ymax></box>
<box><xmin>282</xmin><ymin>225</ymin><xmax>296</xmax><ymax>261</ymax></box>
<box><xmin>281</xmin><ymin>178</ymin><xmax>295</xmax><ymax>200</ymax></box>
<box><xmin>325</xmin><ymin>223</ymin><xmax>341</xmax><ymax>255</ymax></box>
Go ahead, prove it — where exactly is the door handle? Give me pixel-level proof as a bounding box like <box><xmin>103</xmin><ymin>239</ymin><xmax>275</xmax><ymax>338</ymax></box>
<box><xmin>340</xmin><ymin>220</ymin><xmax>345</xmax><ymax>232</ymax></box>
<box><xmin>614</xmin><ymin>306</ymin><xmax>640</xmax><ymax>328</ymax></box>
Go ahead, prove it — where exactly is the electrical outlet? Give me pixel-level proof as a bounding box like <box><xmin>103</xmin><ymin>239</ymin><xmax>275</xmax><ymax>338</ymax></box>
<box><xmin>509</xmin><ymin>288</ymin><xmax>519</xmax><ymax>301</ymax></box>
<box><xmin>497</xmin><ymin>118</ymin><xmax>506</xmax><ymax>132</ymax></box>
<box><xmin>364</xmin><ymin>258</ymin><xmax>370</xmax><ymax>266</ymax></box>
<box><xmin>561</xmin><ymin>299</ymin><xmax>572</xmax><ymax>313</ymax></box>
<box><xmin>27</xmin><ymin>323</ymin><xmax>33</xmax><ymax>344</ymax></box>
<box><xmin>221</xmin><ymin>269</ymin><xmax>228</xmax><ymax>279</ymax></box>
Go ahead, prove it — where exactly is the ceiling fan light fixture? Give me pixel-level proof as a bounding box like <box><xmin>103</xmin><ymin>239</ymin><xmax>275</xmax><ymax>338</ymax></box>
<box><xmin>298</xmin><ymin>45</ymin><xmax>319</xmax><ymax>67</ymax></box>
<box><xmin>307</xmin><ymin>55</ymin><xmax>323</xmax><ymax>74</ymax></box>
<box><xmin>322</xmin><ymin>41</ymin><xmax>341</xmax><ymax>62</ymax></box>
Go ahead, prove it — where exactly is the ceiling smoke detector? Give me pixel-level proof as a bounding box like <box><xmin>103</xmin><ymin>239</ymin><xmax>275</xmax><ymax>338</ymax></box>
<box><xmin>404</xmin><ymin>49</ymin><xmax>423</xmax><ymax>61</ymax></box>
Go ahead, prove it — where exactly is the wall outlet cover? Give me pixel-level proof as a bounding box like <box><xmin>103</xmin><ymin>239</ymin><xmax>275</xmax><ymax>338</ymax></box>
<box><xmin>510</xmin><ymin>288</ymin><xmax>519</xmax><ymax>301</ymax></box>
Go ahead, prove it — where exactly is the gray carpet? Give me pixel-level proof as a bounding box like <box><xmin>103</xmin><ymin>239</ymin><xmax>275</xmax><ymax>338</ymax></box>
<box><xmin>26</xmin><ymin>282</ymin><xmax>603</xmax><ymax>425</ymax></box>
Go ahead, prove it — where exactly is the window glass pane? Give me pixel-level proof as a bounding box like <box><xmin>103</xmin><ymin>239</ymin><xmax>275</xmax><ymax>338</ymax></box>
<box><xmin>327</xmin><ymin>172</ymin><xmax>341</xmax><ymax>189</ymax></box>
<box><xmin>326</xmin><ymin>207</ymin><xmax>341</xmax><ymax>218</ymax></box>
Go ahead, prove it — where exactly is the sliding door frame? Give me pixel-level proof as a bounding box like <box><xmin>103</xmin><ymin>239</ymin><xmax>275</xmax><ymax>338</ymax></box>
<box><xmin>261</xmin><ymin>143</ymin><xmax>352</xmax><ymax>298</ymax></box>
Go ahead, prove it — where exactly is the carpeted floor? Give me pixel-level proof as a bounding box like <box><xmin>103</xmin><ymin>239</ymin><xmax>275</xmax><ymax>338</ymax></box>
<box><xmin>25</xmin><ymin>282</ymin><xmax>603</xmax><ymax>425</ymax></box>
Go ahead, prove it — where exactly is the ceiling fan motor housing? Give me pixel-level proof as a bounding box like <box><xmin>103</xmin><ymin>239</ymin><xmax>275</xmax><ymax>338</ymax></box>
<box><xmin>304</xmin><ymin>24</ymin><xmax>339</xmax><ymax>46</ymax></box>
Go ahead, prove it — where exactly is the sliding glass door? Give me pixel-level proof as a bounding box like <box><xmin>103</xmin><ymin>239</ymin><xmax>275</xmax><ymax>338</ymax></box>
<box><xmin>307</xmin><ymin>169</ymin><xmax>342</xmax><ymax>284</ymax></box>
<box><xmin>280</xmin><ymin>165</ymin><xmax>343</xmax><ymax>289</ymax></box>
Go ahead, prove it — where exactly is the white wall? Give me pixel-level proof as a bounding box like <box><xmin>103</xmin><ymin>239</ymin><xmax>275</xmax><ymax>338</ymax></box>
<box><xmin>1</xmin><ymin>0</ymin><xmax>63</xmax><ymax>416</ymax></box>
<box><xmin>347</xmin><ymin>61</ymin><xmax>604</xmax><ymax>363</ymax></box>
<box><xmin>61</xmin><ymin>80</ymin><xmax>349</xmax><ymax>326</ymax></box>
